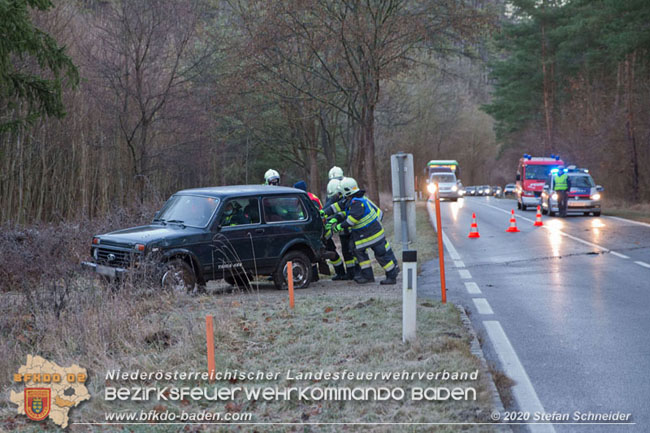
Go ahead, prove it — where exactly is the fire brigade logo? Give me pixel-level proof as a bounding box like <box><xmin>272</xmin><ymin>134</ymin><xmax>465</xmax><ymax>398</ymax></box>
<box><xmin>10</xmin><ymin>355</ymin><xmax>90</xmax><ymax>428</ymax></box>
<box><xmin>24</xmin><ymin>388</ymin><xmax>51</xmax><ymax>421</ymax></box>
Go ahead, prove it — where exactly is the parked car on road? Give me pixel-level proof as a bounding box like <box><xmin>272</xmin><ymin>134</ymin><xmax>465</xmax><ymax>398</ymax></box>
<box><xmin>540</xmin><ymin>168</ymin><xmax>603</xmax><ymax>216</ymax></box>
<box><xmin>82</xmin><ymin>186</ymin><xmax>326</xmax><ymax>291</ymax></box>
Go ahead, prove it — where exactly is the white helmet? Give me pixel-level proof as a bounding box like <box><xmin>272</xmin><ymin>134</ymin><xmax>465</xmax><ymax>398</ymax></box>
<box><xmin>338</xmin><ymin>177</ymin><xmax>359</xmax><ymax>197</ymax></box>
<box><xmin>326</xmin><ymin>179</ymin><xmax>341</xmax><ymax>198</ymax></box>
<box><xmin>328</xmin><ymin>166</ymin><xmax>344</xmax><ymax>180</ymax></box>
<box><xmin>264</xmin><ymin>169</ymin><xmax>280</xmax><ymax>185</ymax></box>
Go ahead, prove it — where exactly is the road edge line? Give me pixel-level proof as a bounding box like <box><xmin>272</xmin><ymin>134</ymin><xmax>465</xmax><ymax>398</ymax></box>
<box><xmin>483</xmin><ymin>320</ymin><xmax>556</xmax><ymax>433</ymax></box>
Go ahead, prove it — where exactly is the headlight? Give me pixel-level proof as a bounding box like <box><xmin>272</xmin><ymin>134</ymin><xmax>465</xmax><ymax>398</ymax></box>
<box><xmin>93</xmin><ymin>248</ymin><xmax>98</xmax><ymax>260</ymax></box>
<box><xmin>459</xmin><ymin>189</ymin><xmax>465</xmax><ymax>196</ymax></box>
<box><xmin>551</xmin><ymin>193</ymin><xmax>558</xmax><ymax>201</ymax></box>
<box><xmin>591</xmin><ymin>193</ymin><xmax>601</xmax><ymax>201</ymax></box>
<box><xmin>427</xmin><ymin>183</ymin><xmax>437</xmax><ymax>193</ymax></box>
<box><xmin>451</xmin><ymin>185</ymin><xmax>458</xmax><ymax>192</ymax></box>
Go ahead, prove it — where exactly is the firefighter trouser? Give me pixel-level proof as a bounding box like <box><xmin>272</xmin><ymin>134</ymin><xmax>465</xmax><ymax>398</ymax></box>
<box><xmin>354</xmin><ymin>239</ymin><xmax>398</xmax><ymax>280</ymax></box>
<box><xmin>339</xmin><ymin>232</ymin><xmax>357</xmax><ymax>277</ymax></box>
<box><xmin>324</xmin><ymin>237</ymin><xmax>345</xmax><ymax>276</ymax></box>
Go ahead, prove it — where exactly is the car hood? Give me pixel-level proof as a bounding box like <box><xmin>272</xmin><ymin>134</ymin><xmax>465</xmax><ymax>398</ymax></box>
<box><xmin>98</xmin><ymin>224</ymin><xmax>206</xmax><ymax>246</ymax></box>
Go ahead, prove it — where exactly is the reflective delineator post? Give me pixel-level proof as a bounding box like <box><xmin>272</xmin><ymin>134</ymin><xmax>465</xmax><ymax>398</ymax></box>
<box><xmin>434</xmin><ymin>185</ymin><xmax>447</xmax><ymax>304</ymax></box>
<box><xmin>205</xmin><ymin>315</ymin><xmax>216</xmax><ymax>383</ymax></box>
<box><xmin>402</xmin><ymin>250</ymin><xmax>417</xmax><ymax>343</ymax></box>
<box><xmin>287</xmin><ymin>261</ymin><xmax>294</xmax><ymax>309</ymax></box>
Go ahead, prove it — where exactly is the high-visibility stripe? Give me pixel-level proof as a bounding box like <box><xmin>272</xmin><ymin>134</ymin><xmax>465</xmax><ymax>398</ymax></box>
<box><xmin>334</xmin><ymin>202</ymin><xmax>342</xmax><ymax>212</ymax></box>
<box><xmin>359</xmin><ymin>260</ymin><xmax>372</xmax><ymax>269</ymax></box>
<box><xmin>330</xmin><ymin>257</ymin><xmax>342</xmax><ymax>266</ymax></box>
<box><xmin>344</xmin><ymin>259</ymin><xmax>356</xmax><ymax>267</ymax></box>
<box><xmin>346</xmin><ymin>216</ymin><xmax>357</xmax><ymax>226</ymax></box>
<box><xmin>382</xmin><ymin>260</ymin><xmax>395</xmax><ymax>271</ymax></box>
<box><xmin>355</xmin><ymin>229</ymin><xmax>385</xmax><ymax>247</ymax></box>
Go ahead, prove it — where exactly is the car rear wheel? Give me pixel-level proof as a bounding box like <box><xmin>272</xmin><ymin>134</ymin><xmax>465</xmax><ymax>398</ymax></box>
<box><xmin>593</xmin><ymin>211</ymin><xmax>601</xmax><ymax>217</ymax></box>
<box><xmin>161</xmin><ymin>259</ymin><xmax>196</xmax><ymax>293</ymax></box>
<box><xmin>273</xmin><ymin>251</ymin><xmax>312</xmax><ymax>290</ymax></box>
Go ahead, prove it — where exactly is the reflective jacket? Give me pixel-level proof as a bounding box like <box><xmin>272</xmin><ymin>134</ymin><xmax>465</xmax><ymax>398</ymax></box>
<box><xmin>554</xmin><ymin>173</ymin><xmax>569</xmax><ymax>191</ymax></box>
<box><xmin>340</xmin><ymin>194</ymin><xmax>384</xmax><ymax>249</ymax></box>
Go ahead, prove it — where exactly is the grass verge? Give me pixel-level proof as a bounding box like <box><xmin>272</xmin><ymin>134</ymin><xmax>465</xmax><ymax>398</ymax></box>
<box><xmin>1</xmin><ymin>280</ymin><xmax>503</xmax><ymax>432</ymax></box>
<box><xmin>602</xmin><ymin>199</ymin><xmax>650</xmax><ymax>224</ymax></box>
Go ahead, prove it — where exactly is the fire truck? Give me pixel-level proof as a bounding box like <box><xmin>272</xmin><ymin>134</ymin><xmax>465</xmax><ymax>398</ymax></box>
<box><xmin>516</xmin><ymin>154</ymin><xmax>564</xmax><ymax>210</ymax></box>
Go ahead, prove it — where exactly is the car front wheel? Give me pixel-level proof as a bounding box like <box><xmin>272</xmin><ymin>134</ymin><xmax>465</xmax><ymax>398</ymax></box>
<box><xmin>161</xmin><ymin>259</ymin><xmax>196</xmax><ymax>293</ymax></box>
<box><xmin>273</xmin><ymin>251</ymin><xmax>312</xmax><ymax>290</ymax></box>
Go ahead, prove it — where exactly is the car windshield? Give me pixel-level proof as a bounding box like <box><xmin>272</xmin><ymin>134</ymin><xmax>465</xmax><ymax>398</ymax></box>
<box><xmin>430</xmin><ymin>173</ymin><xmax>456</xmax><ymax>183</ymax></box>
<box><xmin>155</xmin><ymin>195</ymin><xmax>220</xmax><ymax>227</ymax></box>
<box><xmin>570</xmin><ymin>175</ymin><xmax>595</xmax><ymax>188</ymax></box>
<box><xmin>525</xmin><ymin>165</ymin><xmax>561</xmax><ymax>180</ymax></box>
<box><xmin>505</xmin><ymin>184</ymin><xmax>515</xmax><ymax>188</ymax></box>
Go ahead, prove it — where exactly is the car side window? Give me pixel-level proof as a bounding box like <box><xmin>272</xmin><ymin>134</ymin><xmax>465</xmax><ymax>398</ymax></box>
<box><xmin>220</xmin><ymin>198</ymin><xmax>260</xmax><ymax>227</ymax></box>
<box><xmin>263</xmin><ymin>196</ymin><xmax>307</xmax><ymax>223</ymax></box>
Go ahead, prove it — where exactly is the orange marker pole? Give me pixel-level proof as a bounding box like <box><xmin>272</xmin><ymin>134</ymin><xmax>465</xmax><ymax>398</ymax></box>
<box><xmin>287</xmin><ymin>261</ymin><xmax>295</xmax><ymax>309</ymax></box>
<box><xmin>205</xmin><ymin>315</ymin><xmax>216</xmax><ymax>383</ymax></box>
<box><xmin>434</xmin><ymin>185</ymin><xmax>447</xmax><ymax>304</ymax></box>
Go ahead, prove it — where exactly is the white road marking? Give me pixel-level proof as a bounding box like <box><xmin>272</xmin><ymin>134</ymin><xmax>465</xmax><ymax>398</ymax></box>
<box><xmin>479</xmin><ymin>202</ymin><xmax>610</xmax><ymax>252</ymax></box>
<box><xmin>427</xmin><ymin>201</ymin><xmax>461</xmax><ymax>260</ymax></box>
<box><xmin>454</xmin><ymin>260</ymin><xmax>465</xmax><ymax>268</ymax></box>
<box><xmin>458</xmin><ymin>269</ymin><xmax>472</xmax><ymax>279</ymax></box>
<box><xmin>483</xmin><ymin>321</ymin><xmax>556</xmax><ymax>433</ymax></box>
<box><xmin>635</xmin><ymin>261</ymin><xmax>650</xmax><ymax>269</ymax></box>
<box><xmin>610</xmin><ymin>251</ymin><xmax>630</xmax><ymax>259</ymax></box>
<box><xmin>606</xmin><ymin>215</ymin><xmax>650</xmax><ymax>228</ymax></box>
<box><xmin>472</xmin><ymin>298</ymin><xmax>494</xmax><ymax>314</ymax></box>
<box><xmin>464</xmin><ymin>282</ymin><xmax>481</xmax><ymax>294</ymax></box>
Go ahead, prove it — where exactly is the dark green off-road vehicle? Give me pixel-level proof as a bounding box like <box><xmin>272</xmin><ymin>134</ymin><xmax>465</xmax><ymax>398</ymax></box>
<box><xmin>82</xmin><ymin>186</ymin><xmax>325</xmax><ymax>291</ymax></box>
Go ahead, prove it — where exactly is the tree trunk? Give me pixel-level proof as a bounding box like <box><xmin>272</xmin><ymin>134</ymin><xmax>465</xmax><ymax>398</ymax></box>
<box><xmin>624</xmin><ymin>52</ymin><xmax>639</xmax><ymax>201</ymax></box>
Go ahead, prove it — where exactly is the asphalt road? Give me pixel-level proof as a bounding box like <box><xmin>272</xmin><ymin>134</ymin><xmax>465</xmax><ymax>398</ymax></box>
<box><xmin>419</xmin><ymin>196</ymin><xmax>650</xmax><ymax>433</ymax></box>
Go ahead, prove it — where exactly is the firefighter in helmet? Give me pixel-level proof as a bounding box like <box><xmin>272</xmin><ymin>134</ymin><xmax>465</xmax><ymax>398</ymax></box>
<box><xmin>326</xmin><ymin>177</ymin><xmax>399</xmax><ymax>285</ymax></box>
<box><xmin>264</xmin><ymin>169</ymin><xmax>280</xmax><ymax>186</ymax></box>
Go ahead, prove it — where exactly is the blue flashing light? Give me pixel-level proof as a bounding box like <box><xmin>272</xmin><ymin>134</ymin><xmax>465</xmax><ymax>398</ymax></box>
<box><xmin>550</xmin><ymin>168</ymin><xmax>559</xmax><ymax>174</ymax></box>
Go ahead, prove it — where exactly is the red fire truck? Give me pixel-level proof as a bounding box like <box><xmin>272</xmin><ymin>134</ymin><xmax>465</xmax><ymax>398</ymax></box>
<box><xmin>516</xmin><ymin>154</ymin><xmax>564</xmax><ymax>210</ymax></box>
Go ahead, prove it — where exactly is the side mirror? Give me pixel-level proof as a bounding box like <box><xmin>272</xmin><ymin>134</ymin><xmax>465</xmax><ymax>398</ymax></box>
<box><xmin>516</xmin><ymin>174</ymin><xmax>521</xmax><ymax>181</ymax></box>
<box><xmin>597</xmin><ymin>185</ymin><xmax>604</xmax><ymax>192</ymax></box>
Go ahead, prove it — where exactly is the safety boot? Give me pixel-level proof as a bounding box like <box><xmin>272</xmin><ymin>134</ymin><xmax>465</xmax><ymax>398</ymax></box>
<box><xmin>354</xmin><ymin>268</ymin><xmax>375</xmax><ymax>284</ymax></box>
<box><xmin>331</xmin><ymin>264</ymin><xmax>347</xmax><ymax>281</ymax></box>
<box><xmin>380</xmin><ymin>267</ymin><xmax>399</xmax><ymax>285</ymax></box>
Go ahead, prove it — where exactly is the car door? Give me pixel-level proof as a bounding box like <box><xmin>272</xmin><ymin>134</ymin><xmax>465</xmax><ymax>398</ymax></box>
<box><xmin>256</xmin><ymin>195</ymin><xmax>310</xmax><ymax>271</ymax></box>
<box><xmin>209</xmin><ymin>197</ymin><xmax>262</xmax><ymax>278</ymax></box>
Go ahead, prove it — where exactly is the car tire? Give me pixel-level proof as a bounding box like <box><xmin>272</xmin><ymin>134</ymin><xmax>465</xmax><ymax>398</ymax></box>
<box><xmin>521</xmin><ymin>203</ymin><xmax>527</xmax><ymax>211</ymax></box>
<box><xmin>161</xmin><ymin>258</ymin><xmax>196</xmax><ymax>293</ymax></box>
<box><xmin>549</xmin><ymin>210</ymin><xmax>555</xmax><ymax>216</ymax></box>
<box><xmin>593</xmin><ymin>211</ymin><xmax>601</xmax><ymax>217</ymax></box>
<box><xmin>273</xmin><ymin>250</ymin><xmax>312</xmax><ymax>290</ymax></box>
<box><xmin>584</xmin><ymin>212</ymin><xmax>590</xmax><ymax>216</ymax></box>
<box><xmin>542</xmin><ymin>206</ymin><xmax>548</xmax><ymax>215</ymax></box>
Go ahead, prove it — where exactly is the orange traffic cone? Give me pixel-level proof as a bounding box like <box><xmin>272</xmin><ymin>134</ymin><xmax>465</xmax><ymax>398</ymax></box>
<box><xmin>506</xmin><ymin>209</ymin><xmax>520</xmax><ymax>233</ymax></box>
<box><xmin>468</xmin><ymin>213</ymin><xmax>480</xmax><ymax>238</ymax></box>
<box><xmin>534</xmin><ymin>206</ymin><xmax>543</xmax><ymax>227</ymax></box>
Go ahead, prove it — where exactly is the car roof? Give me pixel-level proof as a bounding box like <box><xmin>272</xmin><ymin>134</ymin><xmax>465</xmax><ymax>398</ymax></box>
<box><xmin>174</xmin><ymin>185</ymin><xmax>306</xmax><ymax>198</ymax></box>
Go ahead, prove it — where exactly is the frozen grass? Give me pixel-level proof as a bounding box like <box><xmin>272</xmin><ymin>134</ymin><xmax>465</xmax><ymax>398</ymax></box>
<box><xmin>1</xmin><ymin>279</ymin><xmax>504</xmax><ymax>432</ymax></box>
<box><xmin>602</xmin><ymin>198</ymin><xmax>650</xmax><ymax>224</ymax></box>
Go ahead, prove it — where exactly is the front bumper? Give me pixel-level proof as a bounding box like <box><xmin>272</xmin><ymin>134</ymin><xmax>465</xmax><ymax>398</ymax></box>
<box><xmin>81</xmin><ymin>261</ymin><xmax>128</xmax><ymax>278</ymax></box>
<box><xmin>520</xmin><ymin>195</ymin><xmax>541</xmax><ymax>206</ymax></box>
<box><xmin>438</xmin><ymin>190</ymin><xmax>460</xmax><ymax>199</ymax></box>
<box><xmin>548</xmin><ymin>199</ymin><xmax>601</xmax><ymax>212</ymax></box>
